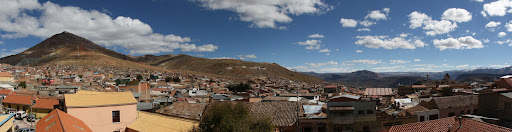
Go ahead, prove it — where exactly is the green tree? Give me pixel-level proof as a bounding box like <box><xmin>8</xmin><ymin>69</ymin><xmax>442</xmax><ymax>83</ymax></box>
<box><xmin>136</xmin><ymin>75</ymin><xmax>143</xmax><ymax>80</ymax></box>
<box><xmin>172</xmin><ymin>77</ymin><xmax>181</xmax><ymax>83</ymax></box>
<box><xmin>190</xmin><ymin>102</ymin><xmax>273</xmax><ymax>132</ymax></box>
<box><xmin>226</xmin><ymin>83</ymin><xmax>252</xmax><ymax>93</ymax></box>
<box><xmin>17</xmin><ymin>82</ymin><xmax>26</xmax><ymax>89</ymax></box>
<box><xmin>165</xmin><ymin>77</ymin><xmax>172</xmax><ymax>82</ymax></box>
<box><xmin>441</xmin><ymin>87</ymin><xmax>453</xmax><ymax>96</ymax></box>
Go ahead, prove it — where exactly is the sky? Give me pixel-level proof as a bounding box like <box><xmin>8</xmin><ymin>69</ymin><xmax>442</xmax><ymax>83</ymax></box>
<box><xmin>0</xmin><ymin>0</ymin><xmax>511</xmax><ymax>73</ymax></box>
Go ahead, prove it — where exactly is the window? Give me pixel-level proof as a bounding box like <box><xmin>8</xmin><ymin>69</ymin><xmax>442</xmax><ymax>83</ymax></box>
<box><xmin>505</xmin><ymin>102</ymin><xmax>511</xmax><ymax>110</ymax></box>
<box><xmin>358</xmin><ymin>110</ymin><xmax>365</xmax><ymax>115</ymax></box>
<box><xmin>429</xmin><ymin>114</ymin><xmax>438</xmax><ymax>120</ymax></box>
<box><xmin>449</xmin><ymin>112</ymin><xmax>455</xmax><ymax>117</ymax></box>
<box><xmin>363</xmin><ymin>125</ymin><xmax>370</xmax><ymax>132</ymax></box>
<box><xmin>366</xmin><ymin>110</ymin><xmax>373</xmax><ymax>114</ymax></box>
<box><xmin>420</xmin><ymin>116</ymin><xmax>425</xmax><ymax>122</ymax></box>
<box><xmin>112</xmin><ymin>111</ymin><xmax>120</xmax><ymax>123</ymax></box>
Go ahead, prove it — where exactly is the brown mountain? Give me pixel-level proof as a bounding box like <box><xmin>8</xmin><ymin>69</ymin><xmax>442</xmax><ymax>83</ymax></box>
<box><xmin>136</xmin><ymin>54</ymin><xmax>323</xmax><ymax>83</ymax></box>
<box><xmin>0</xmin><ymin>31</ymin><xmax>162</xmax><ymax>70</ymax></box>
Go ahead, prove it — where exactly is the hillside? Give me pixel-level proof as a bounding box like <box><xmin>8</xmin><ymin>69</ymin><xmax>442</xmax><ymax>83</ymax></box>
<box><xmin>0</xmin><ymin>31</ymin><xmax>165</xmax><ymax>71</ymax></box>
<box><xmin>305</xmin><ymin>70</ymin><xmax>423</xmax><ymax>87</ymax></box>
<box><xmin>136</xmin><ymin>54</ymin><xmax>323</xmax><ymax>83</ymax></box>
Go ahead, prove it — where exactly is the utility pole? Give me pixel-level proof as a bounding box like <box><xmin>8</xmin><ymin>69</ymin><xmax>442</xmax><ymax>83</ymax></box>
<box><xmin>30</xmin><ymin>95</ymin><xmax>35</xmax><ymax>129</ymax></box>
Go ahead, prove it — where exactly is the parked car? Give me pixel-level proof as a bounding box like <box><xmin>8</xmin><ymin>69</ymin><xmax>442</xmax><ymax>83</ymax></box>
<box><xmin>16</xmin><ymin>128</ymin><xmax>35</xmax><ymax>132</ymax></box>
<box><xmin>26</xmin><ymin>114</ymin><xmax>35</xmax><ymax>122</ymax></box>
<box><xmin>6</xmin><ymin>108</ymin><xmax>16</xmax><ymax>115</ymax></box>
<box><xmin>14</xmin><ymin>111</ymin><xmax>27</xmax><ymax>120</ymax></box>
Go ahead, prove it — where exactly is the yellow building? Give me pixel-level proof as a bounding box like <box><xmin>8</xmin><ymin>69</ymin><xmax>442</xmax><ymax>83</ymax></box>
<box><xmin>126</xmin><ymin>111</ymin><xmax>199</xmax><ymax>132</ymax></box>
<box><xmin>0</xmin><ymin>72</ymin><xmax>14</xmax><ymax>82</ymax></box>
<box><xmin>0</xmin><ymin>114</ymin><xmax>14</xmax><ymax>132</ymax></box>
<box><xmin>2</xmin><ymin>95</ymin><xmax>59</xmax><ymax>118</ymax></box>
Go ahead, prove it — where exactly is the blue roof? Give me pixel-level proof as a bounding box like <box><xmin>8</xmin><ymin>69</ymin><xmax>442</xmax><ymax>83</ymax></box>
<box><xmin>0</xmin><ymin>114</ymin><xmax>14</xmax><ymax>126</ymax></box>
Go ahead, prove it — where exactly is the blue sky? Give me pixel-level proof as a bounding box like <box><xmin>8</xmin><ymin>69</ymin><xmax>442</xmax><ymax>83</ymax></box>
<box><xmin>0</xmin><ymin>0</ymin><xmax>511</xmax><ymax>73</ymax></box>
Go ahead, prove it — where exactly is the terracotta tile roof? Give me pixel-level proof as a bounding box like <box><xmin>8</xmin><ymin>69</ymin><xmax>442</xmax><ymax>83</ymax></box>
<box><xmin>404</xmin><ymin>105</ymin><xmax>428</xmax><ymax>115</ymax></box>
<box><xmin>0</xmin><ymin>89</ymin><xmax>13</xmax><ymax>95</ymax></box>
<box><xmin>3</xmin><ymin>95</ymin><xmax>32</xmax><ymax>105</ymax></box>
<box><xmin>127</xmin><ymin>111</ymin><xmax>198</xmax><ymax>132</ymax></box>
<box><xmin>0</xmin><ymin>72</ymin><xmax>13</xmax><ymax>77</ymax></box>
<box><xmin>32</xmin><ymin>99</ymin><xmax>59</xmax><ymax>109</ymax></box>
<box><xmin>249</xmin><ymin>102</ymin><xmax>299</xmax><ymax>127</ymax></box>
<box><xmin>156</xmin><ymin>102</ymin><xmax>208</xmax><ymax>120</ymax></box>
<box><xmin>430</xmin><ymin>95</ymin><xmax>478</xmax><ymax>109</ymax></box>
<box><xmin>65</xmin><ymin>91</ymin><xmax>137</xmax><ymax>108</ymax></box>
<box><xmin>36</xmin><ymin>109</ymin><xmax>93</xmax><ymax>132</ymax></box>
<box><xmin>364</xmin><ymin>88</ymin><xmax>393</xmax><ymax>96</ymax></box>
<box><xmin>389</xmin><ymin>117</ymin><xmax>512</xmax><ymax>132</ymax></box>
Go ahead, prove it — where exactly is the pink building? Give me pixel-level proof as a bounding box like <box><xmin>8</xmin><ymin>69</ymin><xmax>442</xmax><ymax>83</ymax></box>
<box><xmin>64</xmin><ymin>91</ymin><xmax>137</xmax><ymax>132</ymax></box>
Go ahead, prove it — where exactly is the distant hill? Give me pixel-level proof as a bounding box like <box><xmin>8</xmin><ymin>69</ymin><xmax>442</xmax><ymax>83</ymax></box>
<box><xmin>136</xmin><ymin>54</ymin><xmax>323</xmax><ymax>83</ymax></box>
<box><xmin>304</xmin><ymin>70</ymin><xmax>423</xmax><ymax>87</ymax></box>
<box><xmin>0</xmin><ymin>32</ymin><xmax>168</xmax><ymax>70</ymax></box>
<box><xmin>455</xmin><ymin>73</ymin><xmax>503</xmax><ymax>83</ymax></box>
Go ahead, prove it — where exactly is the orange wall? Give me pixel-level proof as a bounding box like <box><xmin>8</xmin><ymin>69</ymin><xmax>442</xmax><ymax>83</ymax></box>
<box><xmin>67</xmin><ymin>104</ymin><xmax>137</xmax><ymax>132</ymax></box>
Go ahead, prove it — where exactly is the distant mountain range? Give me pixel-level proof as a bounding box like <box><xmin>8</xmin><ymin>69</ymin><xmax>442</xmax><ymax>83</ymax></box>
<box><xmin>0</xmin><ymin>31</ymin><xmax>321</xmax><ymax>83</ymax></box>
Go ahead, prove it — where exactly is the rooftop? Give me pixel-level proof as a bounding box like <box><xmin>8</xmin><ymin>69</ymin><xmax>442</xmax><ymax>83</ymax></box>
<box><xmin>36</xmin><ymin>109</ymin><xmax>93</xmax><ymax>132</ymax></box>
<box><xmin>389</xmin><ymin>117</ymin><xmax>512</xmax><ymax>132</ymax></box>
<box><xmin>127</xmin><ymin>111</ymin><xmax>198</xmax><ymax>132</ymax></box>
<box><xmin>65</xmin><ymin>91</ymin><xmax>137</xmax><ymax>108</ymax></box>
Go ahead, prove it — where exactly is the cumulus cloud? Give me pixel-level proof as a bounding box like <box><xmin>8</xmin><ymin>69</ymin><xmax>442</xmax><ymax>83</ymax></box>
<box><xmin>408</xmin><ymin>9</ymin><xmax>470</xmax><ymax>36</ymax></box>
<box><xmin>357</xmin><ymin>28</ymin><xmax>371</xmax><ymax>31</ymax></box>
<box><xmin>389</xmin><ymin>60</ymin><xmax>410</xmax><ymax>64</ymax></box>
<box><xmin>483</xmin><ymin>39</ymin><xmax>491</xmax><ymax>43</ymax></box>
<box><xmin>482</xmin><ymin>0</ymin><xmax>512</xmax><ymax>17</ymax></box>
<box><xmin>354</xmin><ymin>35</ymin><xmax>425</xmax><ymax>50</ymax></box>
<box><xmin>486</xmin><ymin>21</ymin><xmax>501</xmax><ymax>31</ymax></box>
<box><xmin>365</xmin><ymin>8</ymin><xmax>390</xmax><ymax>20</ymax></box>
<box><xmin>414</xmin><ymin>59</ymin><xmax>421</xmax><ymax>62</ymax></box>
<box><xmin>499</xmin><ymin>32</ymin><xmax>507</xmax><ymax>37</ymax></box>
<box><xmin>474</xmin><ymin>0</ymin><xmax>484</xmax><ymax>2</ymax></box>
<box><xmin>237</xmin><ymin>54</ymin><xmax>257</xmax><ymax>59</ymax></box>
<box><xmin>0</xmin><ymin>0</ymin><xmax>218</xmax><ymax>55</ymax></box>
<box><xmin>194</xmin><ymin>0</ymin><xmax>331</xmax><ymax>28</ymax></box>
<box><xmin>359</xmin><ymin>20</ymin><xmax>375</xmax><ymax>27</ymax></box>
<box><xmin>0</xmin><ymin>47</ymin><xmax>28</xmax><ymax>58</ymax></box>
<box><xmin>496</xmin><ymin>39</ymin><xmax>512</xmax><ymax>45</ymax></box>
<box><xmin>433</xmin><ymin>36</ymin><xmax>484</xmax><ymax>51</ymax></box>
<box><xmin>211</xmin><ymin>57</ymin><xmax>236</xmax><ymax>59</ymax></box>
<box><xmin>343</xmin><ymin>59</ymin><xmax>382</xmax><ymax>65</ymax></box>
<box><xmin>298</xmin><ymin>39</ymin><xmax>321</xmax><ymax>49</ymax></box>
<box><xmin>441</xmin><ymin>8</ymin><xmax>472</xmax><ymax>22</ymax></box>
<box><xmin>355</xmin><ymin>50</ymin><xmax>363</xmax><ymax>53</ymax></box>
<box><xmin>308</xmin><ymin>33</ymin><xmax>325</xmax><ymax>38</ymax></box>
<box><xmin>506</xmin><ymin>20</ymin><xmax>512</xmax><ymax>32</ymax></box>
<box><xmin>340</xmin><ymin>18</ymin><xmax>358</xmax><ymax>27</ymax></box>
<box><xmin>305</xmin><ymin>61</ymin><xmax>338</xmax><ymax>67</ymax></box>
<box><xmin>319</xmin><ymin>48</ymin><xmax>330</xmax><ymax>53</ymax></box>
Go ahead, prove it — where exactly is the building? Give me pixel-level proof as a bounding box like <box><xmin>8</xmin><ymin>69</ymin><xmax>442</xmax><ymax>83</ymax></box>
<box><xmin>479</xmin><ymin>91</ymin><xmax>512</xmax><ymax>128</ymax></box>
<box><xmin>156</xmin><ymin>102</ymin><xmax>208</xmax><ymax>121</ymax></box>
<box><xmin>31</xmin><ymin>99</ymin><xmax>59</xmax><ymax>118</ymax></box>
<box><xmin>388</xmin><ymin>116</ymin><xmax>512</xmax><ymax>132</ymax></box>
<box><xmin>36</xmin><ymin>109</ymin><xmax>93</xmax><ymax>132</ymax></box>
<box><xmin>0</xmin><ymin>114</ymin><xmax>14</xmax><ymax>132</ymax></box>
<box><xmin>0</xmin><ymin>72</ymin><xmax>14</xmax><ymax>82</ymax></box>
<box><xmin>418</xmin><ymin>95</ymin><xmax>478</xmax><ymax>118</ymax></box>
<box><xmin>2</xmin><ymin>95</ymin><xmax>59</xmax><ymax>118</ymax></box>
<box><xmin>126</xmin><ymin>111</ymin><xmax>198</xmax><ymax>132</ymax></box>
<box><xmin>324</xmin><ymin>85</ymin><xmax>341</xmax><ymax>93</ymax></box>
<box><xmin>404</xmin><ymin>105</ymin><xmax>440</xmax><ymax>122</ymax></box>
<box><xmin>249</xmin><ymin>102</ymin><xmax>300</xmax><ymax>132</ymax></box>
<box><xmin>495</xmin><ymin>75</ymin><xmax>512</xmax><ymax>89</ymax></box>
<box><xmin>327</xmin><ymin>95</ymin><xmax>379</xmax><ymax>132</ymax></box>
<box><xmin>64</xmin><ymin>91</ymin><xmax>137</xmax><ymax>132</ymax></box>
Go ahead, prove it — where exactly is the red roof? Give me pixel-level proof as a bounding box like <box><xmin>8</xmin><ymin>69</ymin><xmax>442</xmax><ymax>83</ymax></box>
<box><xmin>36</xmin><ymin>109</ymin><xmax>93</xmax><ymax>132</ymax></box>
<box><xmin>3</xmin><ymin>95</ymin><xmax>32</xmax><ymax>105</ymax></box>
<box><xmin>389</xmin><ymin>117</ymin><xmax>512</xmax><ymax>132</ymax></box>
<box><xmin>324</xmin><ymin>85</ymin><xmax>338</xmax><ymax>88</ymax></box>
<box><xmin>32</xmin><ymin>99</ymin><xmax>59</xmax><ymax>109</ymax></box>
<box><xmin>0</xmin><ymin>89</ymin><xmax>13</xmax><ymax>95</ymax></box>
<box><xmin>151</xmin><ymin>88</ymin><xmax>171</xmax><ymax>91</ymax></box>
<box><xmin>0</xmin><ymin>72</ymin><xmax>13</xmax><ymax>77</ymax></box>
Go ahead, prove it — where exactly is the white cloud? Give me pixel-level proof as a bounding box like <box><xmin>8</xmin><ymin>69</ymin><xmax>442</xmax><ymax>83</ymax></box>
<box><xmin>408</xmin><ymin>11</ymin><xmax>464</xmax><ymax>36</ymax></box>
<box><xmin>399</xmin><ymin>33</ymin><xmax>409</xmax><ymax>38</ymax></box>
<box><xmin>414</xmin><ymin>59</ymin><xmax>421</xmax><ymax>62</ymax></box>
<box><xmin>441</xmin><ymin>8</ymin><xmax>472</xmax><ymax>22</ymax></box>
<box><xmin>489</xmin><ymin>64</ymin><xmax>510</xmax><ymax>68</ymax></box>
<box><xmin>0</xmin><ymin>47</ymin><xmax>28</xmax><ymax>58</ymax></box>
<box><xmin>298</xmin><ymin>39</ymin><xmax>321</xmax><ymax>50</ymax></box>
<box><xmin>308</xmin><ymin>33</ymin><xmax>324</xmax><ymax>38</ymax></box>
<box><xmin>456</xmin><ymin>64</ymin><xmax>470</xmax><ymax>69</ymax></box>
<box><xmin>482</xmin><ymin>0</ymin><xmax>512</xmax><ymax>17</ymax></box>
<box><xmin>483</xmin><ymin>38</ymin><xmax>490</xmax><ymax>43</ymax></box>
<box><xmin>433</xmin><ymin>36</ymin><xmax>484</xmax><ymax>51</ymax></box>
<box><xmin>305</xmin><ymin>61</ymin><xmax>338</xmax><ymax>67</ymax></box>
<box><xmin>237</xmin><ymin>54</ymin><xmax>257</xmax><ymax>59</ymax></box>
<box><xmin>0</xmin><ymin>0</ymin><xmax>218</xmax><ymax>55</ymax></box>
<box><xmin>486</xmin><ymin>21</ymin><xmax>501</xmax><ymax>28</ymax></box>
<box><xmin>389</xmin><ymin>60</ymin><xmax>410</xmax><ymax>64</ymax></box>
<box><xmin>343</xmin><ymin>59</ymin><xmax>382</xmax><ymax>65</ymax></box>
<box><xmin>475</xmin><ymin>0</ymin><xmax>484</xmax><ymax>2</ymax></box>
<box><xmin>496</xmin><ymin>39</ymin><xmax>512</xmax><ymax>45</ymax></box>
<box><xmin>340</xmin><ymin>18</ymin><xmax>358</xmax><ymax>27</ymax></box>
<box><xmin>357</xmin><ymin>28</ymin><xmax>371</xmax><ymax>31</ymax></box>
<box><xmin>365</xmin><ymin>8</ymin><xmax>389</xmax><ymax>20</ymax></box>
<box><xmin>355</xmin><ymin>50</ymin><xmax>363</xmax><ymax>53</ymax></box>
<box><xmin>319</xmin><ymin>48</ymin><xmax>330</xmax><ymax>53</ymax></box>
<box><xmin>211</xmin><ymin>57</ymin><xmax>236</xmax><ymax>59</ymax></box>
<box><xmin>354</xmin><ymin>35</ymin><xmax>425</xmax><ymax>49</ymax></box>
<box><xmin>506</xmin><ymin>20</ymin><xmax>512</xmax><ymax>32</ymax></box>
<box><xmin>193</xmin><ymin>0</ymin><xmax>331</xmax><ymax>28</ymax></box>
<box><xmin>499</xmin><ymin>32</ymin><xmax>507</xmax><ymax>37</ymax></box>
<box><xmin>359</xmin><ymin>20</ymin><xmax>375</xmax><ymax>27</ymax></box>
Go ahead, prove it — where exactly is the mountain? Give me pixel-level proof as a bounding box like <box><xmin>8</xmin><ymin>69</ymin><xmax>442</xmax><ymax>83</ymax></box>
<box><xmin>0</xmin><ymin>31</ymin><xmax>163</xmax><ymax>70</ymax></box>
<box><xmin>304</xmin><ymin>70</ymin><xmax>424</xmax><ymax>88</ymax></box>
<box><xmin>136</xmin><ymin>54</ymin><xmax>323</xmax><ymax>83</ymax></box>
<box><xmin>455</xmin><ymin>73</ymin><xmax>502</xmax><ymax>83</ymax></box>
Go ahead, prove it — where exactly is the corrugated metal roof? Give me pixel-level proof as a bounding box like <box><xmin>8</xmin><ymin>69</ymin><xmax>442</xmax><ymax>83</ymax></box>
<box><xmin>364</xmin><ymin>88</ymin><xmax>393</xmax><ymax>96</ymax></box>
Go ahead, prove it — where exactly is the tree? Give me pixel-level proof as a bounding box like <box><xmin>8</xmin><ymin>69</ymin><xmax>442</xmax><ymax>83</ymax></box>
<box><xmin>165</xmin><ymin>77</ymin><xmax>172</xmax><ymax>82</ymax></box>
<box><xmin>172</xmin><ymin>77</ymin><xmax>181</xmax><ymax>83</ymax></box>
<box><xmin>190</xmin><ymin>102</ymin><xmax>273</xmax><ymax>132</ymax></box>
<box><xmin>17</xmin><ymin>82</ymin><xmax>26</xmax><ymax>89</ymax></box>
<box><xmin>226</xmin><ymin>83</ymin><xmax>252</xmax><ymax>93</ymax></box>
<box><xmin>136</xmin><ymin>75</ymin><xmax>143</xmax><ymax>80</ymax></box>
<box><xmin>441</xmin><ymin>87</ymin><xmax>453</xmax><ymax>96</ymax></box>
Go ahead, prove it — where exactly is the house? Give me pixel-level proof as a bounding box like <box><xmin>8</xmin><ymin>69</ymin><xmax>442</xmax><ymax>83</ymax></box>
<box><xmin>0</xmin><ymin>84</ymin><xmax>14</xmax><ymax>90</ymax></box>
<box><xmin>478</xmin><ymin>91</ymin><xmax>512</xmax><ymax>128</ymax></box>
<box><xmin>2</xmin><ymin>95</ymin><xmax>59</xmax><ymax>118</ymax></box>
<box><xmin>156</xmin><ymin>102</ymin><xmax>208</xmax><ymax>121</ymax></box>
<box><xmin>210</xmin><ymin>94</ymin><xmax>243</xmax><ymax>101</ymax></box>
<box><xmin>0</xmin><ymin>89</ymin><xmax>14</xmax><ymax>99</ymax></box>
<box><xmin>150</xmin><ymin>88</ymin><xmax>172</xmax><ymax>96</ymax></box>
<box><xmin>249</xmin><ymin>102</ymin><xmax>300</xmax><ymax>132</ymax></box>
<box><xmin>36</xmin><ymin>109</ymin><xmax>93</xmax><ymax>132</ymax></box>
<box><xmin>388</xmin><ymin>116</ymin><xmax>512</xmax><ymax>132</ymax></box>
<box><xmin>495</xmin><ymin>75</ymin><xmax>512</xmax><ymax>89</ymax></box>
<box><xmin>364</xmin><ymin>88</ymin><xmax>394</xmax><ymax>97</ymax></box>
<box><xmin>126</xmin><ymin>111</ymin><xmax>198</xmax><ymax>132</ymax></box>
<box><xmin>324</xmin><ymin>85</ymin><xmax>341</xmax><ymax>93</ymax></box>
<box><xmin>0</xmin><ymin>114</ymin><xmax>14</xmax><ymax>132</ymax></box>
<box><xmin>418</xmin><ymin>95</ymin><xmax>478</xmax><ymax>118</ymax></box>
<box><xmin>31</xmin><ymin>99</ymin><xmax>59</xmax><ymax>118</ymax></box>
<box><xmin>0</xmin><ymin>72</ymin><xmax>14</xmax><ymax>82</ymax></box>
<box><xmin>404</xmin><ymin>105</ymin><xmax>440</xmax><ymax>122</ymax></box>
<box><xmin>64</xmin><ymin>91</ymin><xmax>137</xmax><ymax>132</ymax></box>
<box><xmin>327</xmin><ymin>95</ymin><xmax>380</xmax><ymax>132</ymax></box>
<box><xmin>55</xmin><ymin>85</ymin><xmax>80</xmax><ymax>94</ymax></box>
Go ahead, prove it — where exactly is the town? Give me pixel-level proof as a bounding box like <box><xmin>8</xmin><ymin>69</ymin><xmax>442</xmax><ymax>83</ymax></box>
<box><xmin>0</xmin><ymin>63</ymin><xmax>508</xmax><ymax>132</ymax></box>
